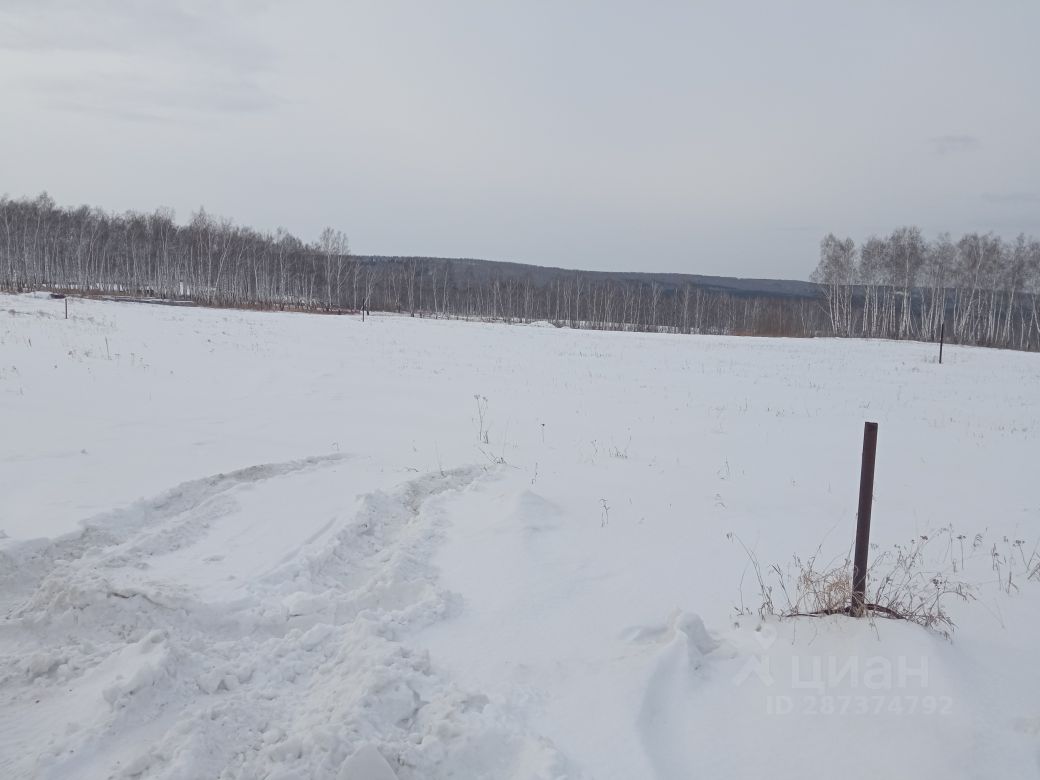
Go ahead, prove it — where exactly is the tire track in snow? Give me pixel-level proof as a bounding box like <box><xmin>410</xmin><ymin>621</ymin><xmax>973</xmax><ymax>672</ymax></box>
<box><xmin>0</xmin><ymin>453</ymin><xmax>350</xmax><ymax>611</ymax></box>
<box><xmin>0</xmin><ymin>459</ymin><xmax>571</xmax><ymax>779</ymax></box>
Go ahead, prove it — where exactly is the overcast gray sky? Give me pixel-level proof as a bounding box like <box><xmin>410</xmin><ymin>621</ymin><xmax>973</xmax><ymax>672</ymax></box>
<box><xmin>2</xmin><ymin>1</ymin><xmax>1038</xmax><ymax>279</ymax></box>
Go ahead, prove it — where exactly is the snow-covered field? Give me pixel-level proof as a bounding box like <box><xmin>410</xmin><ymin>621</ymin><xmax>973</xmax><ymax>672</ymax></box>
<box><xmin>1</xmin><ymin>292</ymin><xmax>1038</xmax><ymax>779</ymax></box>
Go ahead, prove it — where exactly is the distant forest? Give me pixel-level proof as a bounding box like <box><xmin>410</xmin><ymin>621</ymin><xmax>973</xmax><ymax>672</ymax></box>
<box><xmin>812</xmin><ymin>228</ymin><xmax>1040</xmax><ymax>351</ymax></box>
<box><xmin>2</xmin><ymin>193</ymin><xmax>1038</xmax><ymax>351</ymax></box>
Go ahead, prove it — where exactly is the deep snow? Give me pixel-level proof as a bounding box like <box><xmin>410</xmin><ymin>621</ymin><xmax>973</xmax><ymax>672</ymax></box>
<box><xmin>1</xmin><ymin>292</ymin><xmax>1038</xmax><ymax>778</ymax></box>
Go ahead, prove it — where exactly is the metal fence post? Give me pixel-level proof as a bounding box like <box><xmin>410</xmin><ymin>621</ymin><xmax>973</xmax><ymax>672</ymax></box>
<box><xmin>851</xmin><ymin>421</ymin><xmax>878</xmax><ymax>617</ymax></box>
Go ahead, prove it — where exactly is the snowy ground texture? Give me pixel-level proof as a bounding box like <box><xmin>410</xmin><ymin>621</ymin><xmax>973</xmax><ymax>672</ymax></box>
<box><xmin>1</xmin><ymin>292</ymin><xmax>1039</xmax><ymax>779</ymax></box>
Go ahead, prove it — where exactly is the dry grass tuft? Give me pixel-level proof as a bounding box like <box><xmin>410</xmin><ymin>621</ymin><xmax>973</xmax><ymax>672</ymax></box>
<box><xmin>732</xmin><ymin>533</ymin><xmax>976</xmax><ymax>639</ymax></box>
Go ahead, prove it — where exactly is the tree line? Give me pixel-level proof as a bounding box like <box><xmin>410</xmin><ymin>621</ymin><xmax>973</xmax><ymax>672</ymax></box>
<box><xmin>812</xmin><ymin>227</ymin><xmax>1040</xmax><ymax>351</ymax></box>
<box><xmin>0</xmin><ymin>192</ymin><xmax>821</xmax><ymax>337</ymax></box>
<box><xmin>2</xmin><ymin>192</ymin><xmax>1037</xmax><ymax>351</ymax></box>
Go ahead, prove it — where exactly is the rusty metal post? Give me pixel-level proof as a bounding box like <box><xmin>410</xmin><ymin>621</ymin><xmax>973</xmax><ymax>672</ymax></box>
<box><xmin>938</xmin><ymin>321</ymin><xmax>944</xmax><ymax>364</ymax></box>
<box><xmin>65</xmin><ymin>298</ymin><xmax>68</xmax><ymax>320</ymax></box>
<box><xmin>851</xmin><ymin>421</ymin><xmax>878</xmax><ymax>617</ymax></box>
